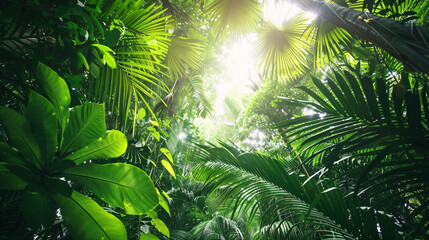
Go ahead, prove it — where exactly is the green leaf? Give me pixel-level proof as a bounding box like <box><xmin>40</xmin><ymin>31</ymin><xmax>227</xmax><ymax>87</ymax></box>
<box><xmin>25</xmin><ymin>92</ymin><xmax>58</xmax><ymax>167</ymax></box>
<box><xmin>150</xmin><ymin>120</ymin><xmax>159</xmax><ymax>127</ymax></box>
<box><xmin>0</xmin><ymin>107</ymin><xmax>42</xmax><ymax>168</ymax></box>
<box><xmin>77</xmin><ymin>51</ymin><xmax>89</xmax><ymax>70</ymax></box>
<box><xmin>0</xmin><ymin>165</ymin><xmax>28</xmax><ymax>190</ymax></box>
<box><xmin>103</xmin><ymin>51</ymin><xmax>117</xmax><ymax>69</ymax></box>
<box><xmin>158</xmin><ymin>189</ymin><xmax>170</xmax><ymax>216</ymax></box>
<box><xmin>160</xmin><ymin>148</ymin><xmax>173</xmax><ymax>163</ymax></box>
<box><xmin>36</xmin><ymin>63</ymin><xmax>71</xmax><ymax>135</ymax></box>
<box><xmin>161</xmin><ymin>160</ymin><xmax>176</xmax><ymax>179</ymax></box>
<box><xmin>61</xmin><ymin>103</ymin><xmax>107</xmax><ymax>154</ymax></box>
<box><xmin>0</xmin><ymin>142</ymin><xmax>27</xmax><ymax>165</ymax></box>
<box><xmin>137</xmin><ymin>108</ymin><xmax>146</xmax><ymax>119</ymax></box>
<box><xmin>54</xmin><ymin>191</ymin><xmax>126</xmax><ymax>240</ymax></box>
<box><xmin>63</xmin><ymin>163</ymin><xmax>158</xmax><ymax>215</ymax></box>
<box><xmin>141</xmin><ymin>233</ymin><xmax>160</xmax><ymax>240</ymax></box>
<box><xmin>151</xmin><ymin>218</ymin><xmax>169</xmax><ymax>238</ymax></box>
<box><xmin>64</xmin><ymin>130</ymin><xmax>127</xmax><ymax>164</ymax></box>
<box><xmin>89</xmin><ymin>62</ymin><xmax>100</xmax><ymax>78</ymax></box>
<box><xmin>20</xmin><ymin>185</ymin><xmax>56</xmax><ymax>228</ymax></box>
<box><xmin>150</xmin><ymin>131</ymin><xmax>160</xmax><ymax>141</ymax></box>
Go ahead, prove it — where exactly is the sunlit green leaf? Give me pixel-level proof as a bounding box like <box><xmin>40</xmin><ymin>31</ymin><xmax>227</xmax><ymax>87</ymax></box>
<box><xmin>55</xmin><ymin>191</ymin><xmax>126</xmax><ymax>240</ymax></box>
<box><xmin>63</xmin><ymin>163</ymin><xmax>158</xmax><ymax>215</ymax></box>
<box><xmin>64</xmin><ymin>130</ymin><xmax>127</xmax><ymax>164</ymax></box>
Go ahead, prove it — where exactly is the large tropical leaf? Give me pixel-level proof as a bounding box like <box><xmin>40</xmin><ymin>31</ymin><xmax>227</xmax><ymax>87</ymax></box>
<box><xmin>255</xmin><ymin>15</ymin><xmax>310</xmax><ymax>80</ymax></box>
<box><xmin>0</xmin><ymin>107</ymin><xmax>42</xmax><ymax>169</ymax></box>
<box><xmin>63</xmin><ymin>163</ymin><xmax>158</xmax><ymax>215</ymax></box>
<box><xmin>64</xmin><ymin>130</ymin><xmax>127</xmax><ymax>164</ymax></box>
<box><xmin>54</xmin><ymin>191</ymin><xmax>127</xmax><ymax>240</ymax></box>
<box><xmin>61</xmin><ymin>103</ymin><xmax>107</xmax><ymax>154</ymax></box>
<box><xmin>24</xmin><ymin>91</ymin><xmax>58</xmax><ymax>167</ymax></box>
<box><xmin>36</xmin><ymin>63</ymin><xmax>70</xmax><ymax>135</ymax></box>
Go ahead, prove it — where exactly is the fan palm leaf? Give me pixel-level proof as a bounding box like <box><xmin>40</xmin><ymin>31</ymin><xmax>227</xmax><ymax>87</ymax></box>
<box><xmin>204</xmin><ymin>0</ymin><xmax>263</xmax><ymax>39</ymax></box>
<box><xmin>303</xmin><ymin>19</ymin><xmax>354</xmax><ymax>69</ymax></box>
<box><xmin>165</xmin><ymin>36</ymin><xmax>204</xmax><ymax>79</ymax></box>
<box><xmin>255</xmin><ymin>14</ymin><xmax>310</xmax><ymax>80</ymax></box>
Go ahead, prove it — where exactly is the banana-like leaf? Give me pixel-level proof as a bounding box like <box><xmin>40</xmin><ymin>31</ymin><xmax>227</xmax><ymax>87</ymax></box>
<box><xmin>64</xmin><ymin>130</ymin><xmax>127</xmax><ymax>164</ymax></box>
<box><xmin>0</xmin><ymin>107</ymin><xmax>42</xmax><ymax>168</ymax></box>
<box><xmin>63</xmin><ymin>163</ymin><xmax>158</xmax><ymax>215</ymax></box>
<box><xmin>61</xmin><ymin>103</ymin><xmax>107</xmax><ymax>154</ymax></box>
<box><xmin>54</xmin><ymin>191</ymin><xmax>126</xmax><ymax>240</ymax></box>
<box><xmin>36</xmin><ymin>63</ymin><xmax>70</xmax><ymax>135</ymax></box>
<box><xmin>24</xmin><ymin>91</ymin><xmax>58</xmax><ymax>167</ymax></box>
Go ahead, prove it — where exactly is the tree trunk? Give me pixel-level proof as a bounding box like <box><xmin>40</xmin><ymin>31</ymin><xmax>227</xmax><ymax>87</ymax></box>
<box><xmin>168</xmin><ymin>76</ymin><xmax>185</xmax><ymax>117</ymax></box>
<box><xmin>289</xmin><ymin>0</ymin><xmax>429</xmax><ymax>74</ymax></box>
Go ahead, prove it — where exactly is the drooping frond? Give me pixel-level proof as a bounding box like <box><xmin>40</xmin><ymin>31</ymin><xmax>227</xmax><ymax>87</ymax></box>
<box><xmin>205</xmin><ymin>0</ymin><xmax>263</xmax><ymax>39</ymax></box>
<box><xmin>191</xmin><ymin>215</ymin><xmax>244</xmax><ymax>240</ymax></box>
<box><xmin>186</xmin><ymin>76</ymin><xmax>213</xmax><ymax>118</ymax></box>
<box><xmin>255</xmin><ymin>15</ymin><xmax>310</xmax><ymax>81</ymax></box>
<box><xmin>274</xmin><ymin>67</ymin><xmax>429</xmax><ymax>237</ymax></box>
<box><xmin>192</xmin><ymin>143</ymin><xmax>402</xmax><ymax>239</ymax></box>
<box><xmin>89</xmin><ymin>2</ymin><xmax>171</xmax><ymax>131</ymax></box>
<box><xmin>165</xmin><ymin>37</ymin><xmax>204</xmax><ymax>78</ymax></box>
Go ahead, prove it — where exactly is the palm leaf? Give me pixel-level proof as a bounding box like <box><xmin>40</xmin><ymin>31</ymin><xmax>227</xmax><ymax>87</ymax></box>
<box><xmin>165</xmin><ymin>37</ymin><xmax>204</xmax><ymax>78</ymax></box>
<box><xmin>192</xmin><ymin>143</ymin><xmax>400</xmax><ymax>239</ymax></box>
<box><xmin>204</xmin><ymin>0</ymin><xmax>263</xmax><ymax>39</ymax></box>
<box><xmin>89</xmin><ymin>2</ymin><xmax>171</xmax><ymax>131</ymax></box>
<box><xmin>255</xmin><ymin>15</ymin><xmax>310</xmax><ymax>80</ymax></box>
<box><xmin>274</xmin><ymin>67</ymin><xmax>429</xmax><ymax>237</ymax></box>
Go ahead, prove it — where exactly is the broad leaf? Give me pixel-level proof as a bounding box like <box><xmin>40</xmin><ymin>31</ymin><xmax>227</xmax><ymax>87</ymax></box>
<box><xmin>0</xmin><ymin>165</ymin><xmax>28</xmax><ymax>190</ymax></box>
<box><xmin>0</xmin><ymin>107</ymin><xmax>42</xmax><ymax>168</ymax></box>
<box><xmin>36</xmin><ymin>63</ymin><xmax>71</xmax><ymax>135</ymax></box>
<box><xmin>160</xmin><ymin>148</ymin><xmax>173</xmax><ymax>163</ymax></box>
<box><xmin>61</xmin><ymin>103</ymin><xmax>107</xmax><ymax>154</ymax></box>
<box><xmin>55</xmin><ymin>191</ymin><xmax>126</xmax><ymax>240</ymax></box>
<box><xmin>64</xmin><ymin>130</ymin><xmax>127</xmax><ymax>164</ymax></box>
<box><xmin>25</xmin><ymin>92</ymin><xmax>58</xmax><ymax>167</ymax></box>
<box><xmin>161</xmin><ymin>160</ymin><xmax>176</xmax><ymax>179</ymax></box>
<box><xmin>20</xmin><ymin>184</ymin><xmax>56</xmax><ymax>228</ymax></box>
<box><xmin>151</xmin><ymin>218</ymin><xmax>169</xmax><ymax>238</ymax></box>
<box><xmin>63</xmin><ymin>163</ymin><xmax>158</xmax><ymax>215</ymax></box>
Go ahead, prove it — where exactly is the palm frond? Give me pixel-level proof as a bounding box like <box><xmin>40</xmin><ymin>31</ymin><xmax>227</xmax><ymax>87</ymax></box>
<box><xmin>89</xmin><ymin>2</ymin><xmax>171</xmax><ymax>131</ymax></box>
<box><xmin>303</xmin><ymin>19</ymin><xmax>354</xmax><ymax>69</ymax></box>
<box><xmin>186</xmin><ymin>75</ymin><xmax>213</xmax><ymax>118</ymax></box>
<box><xmin>191</xmin><ymin>143</ymin><xmax>402</xmax><ymax>239</ymax></box>
<box><xmin>165</xmin><ymin>37</ymin><xmax>204</xmax><ymax>79</ymax></box>
<box><xmin>191</xmin><ymin>215</ymin><xmax>244</xmax><ymax>240</ymax></box>
<box><xmin>204</xmin><ymin>0</ymin><xmax>262</xmax><ymax>39</ymax></box>
<box><xmin>255</xmin><ymin>15</ymin><xmax>310</xmax><ymax>81</ymax></box>
<box><xmin>274</xmin><ymin>67</ymin><xmax>429</xmax><ymax>237</ymax></box>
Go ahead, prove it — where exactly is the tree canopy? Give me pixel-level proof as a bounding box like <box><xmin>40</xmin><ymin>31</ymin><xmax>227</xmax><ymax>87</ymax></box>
<box><xmin>0</xmin><ymin>0</ymin><xmax>428</xmax><ymax>239</ymax></box>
